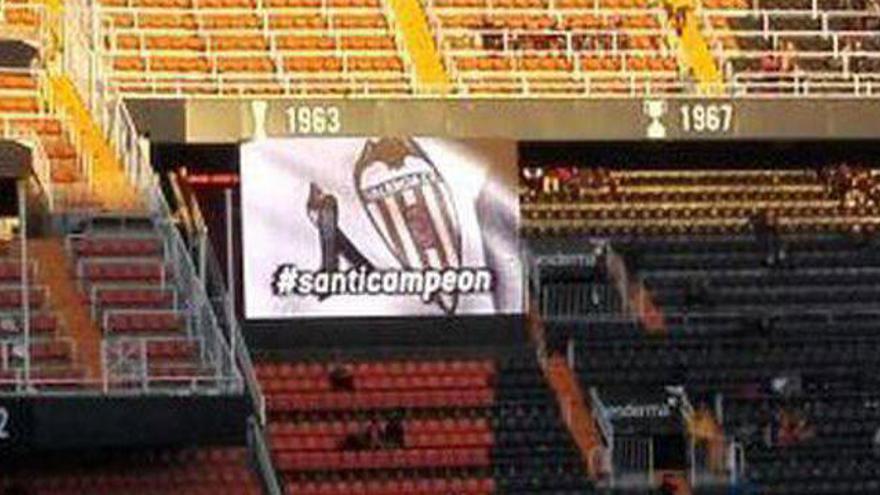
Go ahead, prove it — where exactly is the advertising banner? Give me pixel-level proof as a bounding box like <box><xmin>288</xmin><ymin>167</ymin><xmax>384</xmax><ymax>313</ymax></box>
<box><xmin>241</xmin><ymin>137</ymin><xmax>522</xmax><ymax>318</ymax></box>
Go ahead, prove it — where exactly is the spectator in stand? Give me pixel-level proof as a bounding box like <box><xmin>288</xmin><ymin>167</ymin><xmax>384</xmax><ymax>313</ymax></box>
<box><xmin>521</xmin><ymin>166</ymin><xmax>544</xmax><ymax>201</ymax></box>
<box><xmin>659</xmin><ymin>473</ymin><xmax>678</xmax><ymax>495</ymax></box>
<box><xmin>481</xmin><ymin>17</ymin><xmax>503</xmax><ymax>51</ymax></box>
<box><xmin>780</xmin><ymin>41</ymin><xmax>798</xmax><ymax>73</ymax></box>
<box><xmin>328</xmin><ymin>361</ymin><xmax>354</xmax><ymax>391</ymax></box>
<box><xmin>752</xmin><ymin>210</ymin><xmax>784</xmax><ymax>268</ymax></box>
<box><xmin>777</xmin><ymin>409</ymin><xmax>815</xmax><ymax>447</ymax></box>
<box><xmin>760</xmin><ymin>52</ymin><xmax>780</xmax><ymax>73</ymax></box>
<box><xmin>866</xmin><ymin>0</ymin><xmax>880</xmax><ymax>30</ymax></box>
<box><xmin>383</xmin><ymin>410</ymin><xmax>405</xmax><ymax>448</ymax></box>
<box><xmin>365</xmin><ymin>416</ymin><xmax>384</xmax><ymax>449</ymax></box>
<box><xmin>873</xmin><ymin>426</ymin><xmax>880</xmax><ymax>457</ymax></box>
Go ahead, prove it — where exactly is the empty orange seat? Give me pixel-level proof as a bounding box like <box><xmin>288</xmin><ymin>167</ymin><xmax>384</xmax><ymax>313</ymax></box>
<box><xmin>269</xmin><ymin>14</ymin><xmax>326</xmax><ymax>29</ymax></box>
<box><xmin>202</xmin><ymin>14</ymin><xmax>261</xmax><ymax>29</ymax></box>
<box><xmin>493</xmin><ymin>0</ymin><xmax>546</xmax><ymax>6</ymax></box>
<box><xmin>264</xmin><ymin>0</ymin><xmax>321</xmax><ymax>5</ymax></box>
<box><xmin>438</xmin><ymin>14</ymin><xmax>483</xmax><ymax>28</ymax></box>
<box><xmin>139</xmin><ymin>14</ymin><xmax>198</xmax><ymax>28</ymax></box>
<box><xmin>3</xmin><ymin>8</ymin><xmax>39</xmax><ymax>26</ymax></box>
<box><xmin>131</xmin><ymin>0</ymin><xmax>191</xmax><ymax>6</ymax></box>
<box><xmin>341</xmin><ymin>35</ymin><xmax>396</xmax><ymax>50</ymax></box>
<box><xmin>217</xmin><ymin>57</ymin><xmax>274</xmax><ymax>72</ymax></box>
<box><xmin>114</xmin><ymin>35</ymin><xmax>140</xmax><ymax>50</ymax></box>
<box><xmin>330</xmin><ymin>0</ymin><xmax>381</xmax><ymax>5</ymax></box>
<box><xmin>151</xmin><ymin>56</ymin><xmax>211</xmax><ymax>72</ymax></box>
<box><xmin>146</xmin><ymin>35</ymin><xmax>206</xmax><ymax>51</ymax></box>
<box><xmin>211</xmin><ymin>35</ymin><xmax>267</xmax><ymax>51</ymax></box>
<box><xmin>434</xmin><ymin>0</ymin><xmax>484</xmax><ymax>5</ymax></box>
<box><xmin>519</xmin><ymin>56</ymin><xmax>571</xmax><ymax>71</ymax></box>
<box><xmin>456</xmin><ymin>57</ymin><xmax>514</xmax><ymax>71</ymax></box>
<box><xmin>334</xmin><ymin>14</ymin><xmax>387</xmax><ymax>29</ymax></box>
<box><xmin>0</xmin><ymin>97</ymin><xmax>38</xmax><ymax>113</ymax></box>
<box><xmin>108</xmin><ymin>13</ymin><xmax>135</xmax><ymax>27</ymax></box>
<box><xmin>349</xmin><ymin>56</ymin><xmax>403</xmax><ymax>72</ymax></box>
<box><xmin>11</xmin><ymin>118</ymin><xmax>62</xmax><ymax>136</ymax></box>
<box><xmin>199</xmin><ymin>0</ymin><xmax>255</xmax><ymax>6</ymax></box>
<box><xmin>0</xmin><ymin>73</ymin><xmax>37</xmax><ymax>90</ymax></box>
<box><xmin>113</xmin><ymin>56</ymin><xmax>146</xmax><ymax>71</ymax></box>
<box><xmin>562</xmin><ymin>14</ymin><xmax>601</xmax><ymax>29</ymax></box>
<box><xmin>276</xmin><ymin>35</ymin><xmax>335</xmax><ymax>50</ymax></box>
<box><xmin>284</xmin><ymin>57</ymin><xmax>342</xmax><ymax>72</ymax></box>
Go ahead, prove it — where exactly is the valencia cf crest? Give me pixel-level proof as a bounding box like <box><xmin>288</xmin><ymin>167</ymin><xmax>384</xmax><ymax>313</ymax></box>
<box><xmin>354</xmin><ymin>138</ymin><xmax>463</xmax><ymax>314</ymax></box>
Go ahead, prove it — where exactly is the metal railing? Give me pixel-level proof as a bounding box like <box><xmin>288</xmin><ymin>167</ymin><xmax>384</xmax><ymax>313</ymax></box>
<box><xmin>5</xmin><ymin>0</ymin><xmax>247</xmax><ymax>396</ymax></box>
<box><xmin>589</xmin><ymin>386</ymin><xmax>615</xmax><ymax>449</ymax></box>
<box><xmin>247</xmin><ymin>416</ymin><xmax>284</xmax><ymax>495</ymax></box>
<box><xmin>200</xmin><ymin>218</ymin><xmax>268</xmax><ymax>426</ymax></box>
<box><xmin>91</xmin><ymin>0</ymin><xmax>266</xmax><ymax>414</ymax></box>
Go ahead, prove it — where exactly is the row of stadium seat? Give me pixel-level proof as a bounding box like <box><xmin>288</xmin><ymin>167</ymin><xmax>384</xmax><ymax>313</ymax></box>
<box><xmin>69</xmin><ymin>220</ymin><xmax>212</xmax><ymax>389</ymax></box>
<box><xmin>522</xmin><ymin>167</ymin><xmax>880</xmax><ymax>235</ymax></box>
<box><xmin>0</xmin><ymin>67</ymin><xmax>82</xmax><ymax>184</ymax></box>
<box><xmin>10</xmin><ymin>0</ymin><xmax>880</xmax><ymax>95</ymax></box>
<box><xmin>704</xmin><ymin>0</ymin><xmax>880</xmax><ymax>94</ymax></box>
<box><xmin>269</xmin><ymin>417</ymin><xmax>491</xmax><ymax>436</ymax></box>
<box><xmin>96</xmin><ymin>0</ymin><xmax>413</xmax><ymax>95</ymax></box>
<box><xmin>288</xmin><ymin>477</ymin><xmax>496</xmax><ymax>495</ymax></box>
<box><xmin>258</xmin><ymin>353</ymin><xmax>593</xmax><ymax>493</ymax></box>
<box><xmin>431</xmin><ymin>2</ymin><xmax>682</xmax><ymax>95</ymax></box>
<box><xmin>1</xmin><ymin>447</ymin><xmax>262</xmax><ymax>495</ymax></box>
<box><xmin>547</xmin><ymin>226</ymin><xmax>880</xmax><ymax>493</ymax></box>
<box><xmin>0</xmin><ymin>245</ymin><xmax>88</xmax><ymax>390</ymax></box>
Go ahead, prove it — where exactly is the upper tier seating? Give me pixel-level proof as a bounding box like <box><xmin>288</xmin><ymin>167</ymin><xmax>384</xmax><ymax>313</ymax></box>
<box><xmin>0</xmin><ymin>68</ymin><xmax>81</xmax><ymax>185</ymax></box>
<box><xmin>422</xmin><ymin>0</ymin><xmax>684</xmax><ymax>95</ymax></box>
<box><xmin>700</xmin><ymin>0</ymin><xmax>880</xmax><ymax>95</ymax></box>
<box><xmin>259</xmin><ymin>352</ymin><xmax>593</xmax><ymax>495</ymax></box>
<box><xmin>96</xmin><ymin>0</ymin><xmax>413</xmax><ymax>95</ymax></box>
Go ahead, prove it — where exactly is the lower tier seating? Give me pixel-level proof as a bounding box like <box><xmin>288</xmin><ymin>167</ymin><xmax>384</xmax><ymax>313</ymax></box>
<box><xmin>258</xmin><ymin>351</ymin><xmax>593</xmax><ymax>495</ymax></box>
<box><xmin>544</xmin><ymin>232</ymin><xmax>880</xmax><ymax>494</ymax></box>
<box><xmin>0</xmin><ymin>447</ymin><xmax>262</xmax><ymax>495</ymax></box>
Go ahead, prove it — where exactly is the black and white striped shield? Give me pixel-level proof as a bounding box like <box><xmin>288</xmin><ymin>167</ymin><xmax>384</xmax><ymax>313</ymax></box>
<box><xmin>354</xmin><ymin>138</ymin><xmax>462</xmax><ymax>314</ymax></box>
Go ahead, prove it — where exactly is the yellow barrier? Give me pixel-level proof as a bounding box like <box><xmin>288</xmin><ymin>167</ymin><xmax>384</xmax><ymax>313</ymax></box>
<box><xmin>664</xmin><ymin>0</ymin><xmax>725</xmax><ymax>95</ymax></box>
<box><xmin>386</xmin><ymin>0</ymin><xmax>450</xmax><ymax>93</ymax></box>
<box><xmin>49</xmin><ymin>76</ymin><xmax>141</xmax><ymax>211</ymax></box>
<box><xmin>681</xmin><ymin>14</ymin><xmax>724</xmax><ymax>95</ymax></box>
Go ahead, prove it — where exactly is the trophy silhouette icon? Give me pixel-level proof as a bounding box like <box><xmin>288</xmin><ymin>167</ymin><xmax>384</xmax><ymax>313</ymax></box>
<box><xmin>643</xmin><ymin>99</ymin><xmax>668</xmax><ymax>140</ymax></box>
<box><xmin>251</xmin><ymin>100</ymin><xmax>269</xmax><ymax>139</ymax></box>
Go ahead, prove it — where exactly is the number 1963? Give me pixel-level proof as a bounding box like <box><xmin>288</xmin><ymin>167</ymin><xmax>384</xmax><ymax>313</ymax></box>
<box><xmin>680</xmin><ymin>103</ymin><xmax>734</xmax><ymax>134</ymax></box>
<box><xmin>286</xmin><ymin>106</ymin><xmax>342</xmax><ymax>135</ymax></box>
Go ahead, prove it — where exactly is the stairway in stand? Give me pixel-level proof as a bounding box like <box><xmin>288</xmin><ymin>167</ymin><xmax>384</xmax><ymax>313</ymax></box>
<box><xmin>545</xmin><ymin>354</ymin><xmax>606</xmax><ymax>479</ymax></box>
<box><xmin>29</xmin><ymin>237</ymin><xmax>103</xmax><ymax>382</ymax></box>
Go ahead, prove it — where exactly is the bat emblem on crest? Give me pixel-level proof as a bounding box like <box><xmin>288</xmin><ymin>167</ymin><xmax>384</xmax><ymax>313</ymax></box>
<box><xmin>354</xmin><ymin>138</ymin><xmax>463</xmax><ymax>314</ymax></box>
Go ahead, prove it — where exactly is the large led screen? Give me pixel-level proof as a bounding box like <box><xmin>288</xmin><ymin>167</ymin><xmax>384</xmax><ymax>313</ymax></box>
<box><xmin>241</xmin><ymin>137</ymin><xmax>522</xmax><ymax>319</ymax></box>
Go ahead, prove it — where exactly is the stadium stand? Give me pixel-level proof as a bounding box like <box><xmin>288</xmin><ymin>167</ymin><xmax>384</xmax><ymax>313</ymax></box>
<box><xmin>0</xmin><ymin>447</ymin><xmax>263</xmax><ymax>494</ymax></box>
<box><xmin>258</xmin><ymin>351</ymin><xmax>593</xmax><ymax>494</ymax></box>
<box><xmin>0</xmin><ymin>0</ymin><xmax>268</xmax><ymax>490</ymax></box>
<box><xmin>94</xmin><ymin>0</ymin><xmax>414</xmax><ymax>95</ymax></box>
<box><xmin>528</xmin><ymin>161</ymin><xmax>880</xmax><ymax>493</ymax></box>
<box><xmin>423</xmin><ymin>1</ymin><xmax>687</xmax><ymax>95</ymax></box>
<box><xmin>522</xmin><ymin>167</ymin><xmax>880</xmax><ymax>236</ymax></box>
<box><xmin>0</xmin><ymin>253</ymin><xmax>87</xmax><ymax>390</ymax></box>
<box><xmin>66</xmin><ymin>214</ymin><xmax>229</xmax><ymax>390</ymax></box>
<box><xmin>702</xmin><ymin>0</ymin><xmax>880</xmax><ymax>95</ymax></box>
